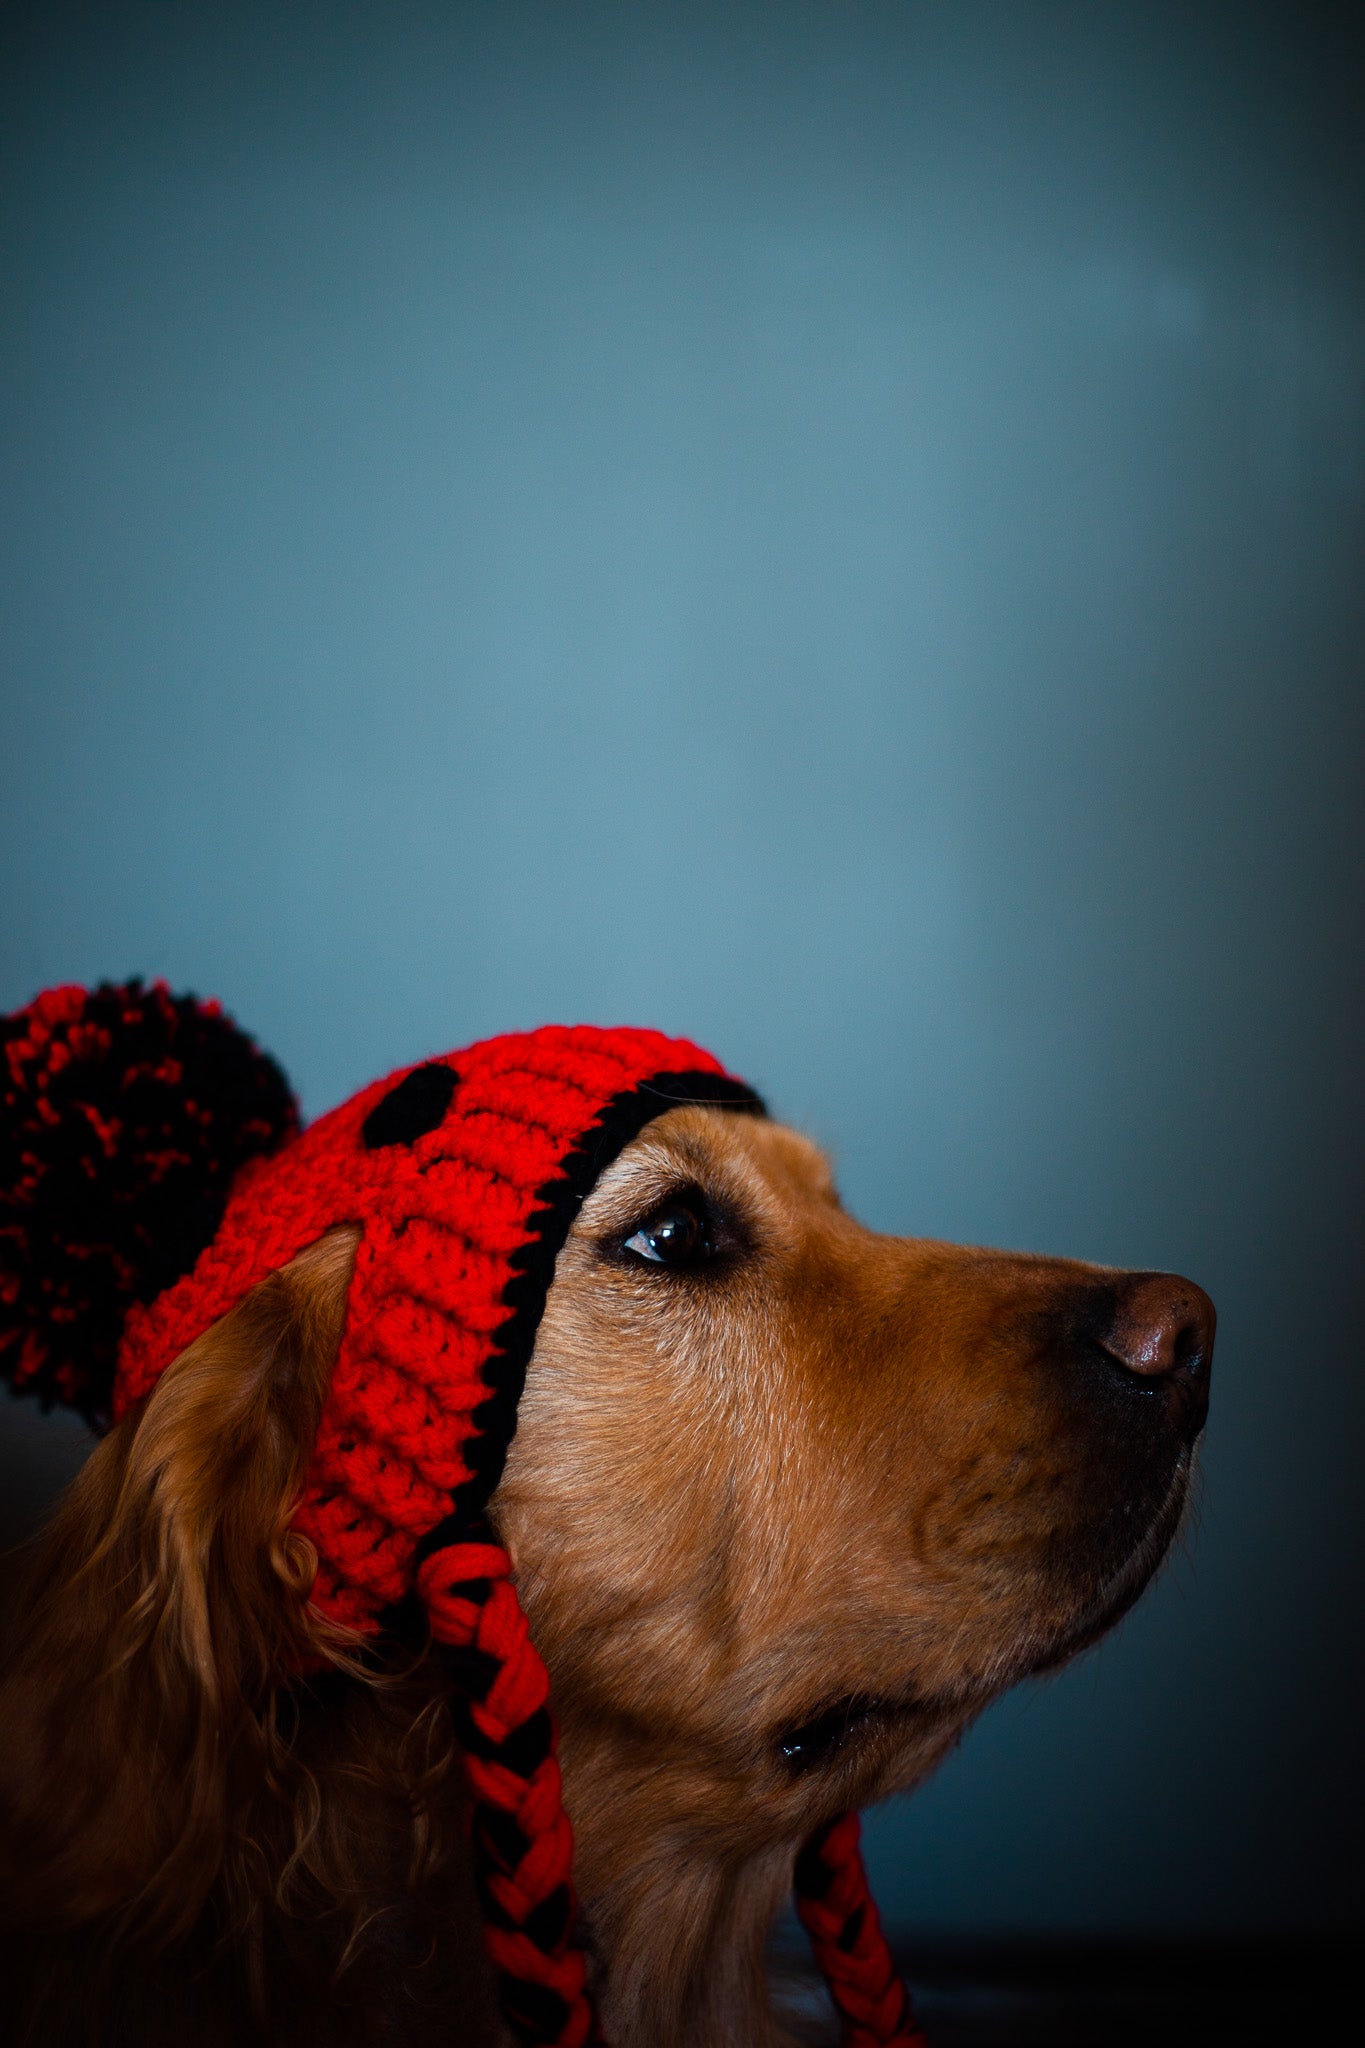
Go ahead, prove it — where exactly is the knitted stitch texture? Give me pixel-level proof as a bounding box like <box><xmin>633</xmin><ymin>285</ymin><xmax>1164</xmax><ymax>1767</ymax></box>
<box><xmin>6</xmin><ymin>992</ymin><xmax>923</xmax><ymax>2048</ymax></box>
<box><xmin>117</xmin><ymin>1025</ymin><xmax>760</xmax><ymax>1631</ymax></box>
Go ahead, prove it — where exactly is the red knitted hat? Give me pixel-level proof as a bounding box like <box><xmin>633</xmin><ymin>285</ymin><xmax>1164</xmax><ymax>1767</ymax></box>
<box><xmin>2</xmin><ymin>981</ymin><xmax>924</xmax><ymax>2048</ymax></box>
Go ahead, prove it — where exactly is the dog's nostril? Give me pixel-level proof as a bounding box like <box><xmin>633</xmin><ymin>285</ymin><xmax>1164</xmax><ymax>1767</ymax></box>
<box><xmin>1101</xmin><ymin>1272</ymin><xmax>1216</xmax><ymax>1384</ymax></box>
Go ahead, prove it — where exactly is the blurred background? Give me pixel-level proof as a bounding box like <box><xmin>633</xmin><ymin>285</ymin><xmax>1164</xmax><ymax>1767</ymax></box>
<box><xmin>2</xmin><ymin>0</ymin><xmax>1361</xmax><ymax>1966</ymax></box>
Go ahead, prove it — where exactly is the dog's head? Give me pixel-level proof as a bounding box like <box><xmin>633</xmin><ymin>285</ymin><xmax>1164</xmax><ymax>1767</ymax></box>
<box><xmin>498</xmin><ymin>1104</ymin><xmax>1212</xmax><ymax>1886</ymax></box>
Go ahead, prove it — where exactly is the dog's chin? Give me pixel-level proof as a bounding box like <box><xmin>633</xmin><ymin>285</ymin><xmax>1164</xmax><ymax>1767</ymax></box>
<box><xmin>1023</xmin><ymin>1445</ymin><xmax>1199</xmax><ymax>1682</ymax></box>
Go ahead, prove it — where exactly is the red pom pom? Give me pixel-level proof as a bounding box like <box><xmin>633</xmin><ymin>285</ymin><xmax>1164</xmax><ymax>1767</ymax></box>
<box><xmin>1</xmin><ymin>980</ymin><xmax>298</xmax><ymax>1428</ymax></box>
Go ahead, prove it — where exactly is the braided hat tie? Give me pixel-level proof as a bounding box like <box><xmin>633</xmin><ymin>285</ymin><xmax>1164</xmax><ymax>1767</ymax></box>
<box><xmin>2</xmin><ymin>983</ymin><xmax>925</xmax><ymax>2047</ymax></box>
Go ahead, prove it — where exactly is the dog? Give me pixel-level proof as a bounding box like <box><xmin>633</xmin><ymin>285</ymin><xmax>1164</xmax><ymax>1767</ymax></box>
<box><xmin>0</xmin><ymin>1096</ymin><xmax>1213</xmax><ymax>2046</ymax></box>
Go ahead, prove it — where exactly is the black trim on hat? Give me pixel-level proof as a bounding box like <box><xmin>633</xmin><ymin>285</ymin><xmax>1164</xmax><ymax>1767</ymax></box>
<box><xmin>411</xmin><ymin>1068</ymin><xmax>764</xmax><ymax>1567</ymax></box>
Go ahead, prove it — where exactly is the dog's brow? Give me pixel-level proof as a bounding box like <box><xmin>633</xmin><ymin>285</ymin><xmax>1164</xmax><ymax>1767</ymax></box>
<box><xmin>577</xmin><ymin>1136</ymin><xmax>700</xmax><ymax>1220</ymax></box>
<box><xmin>762</xmin><ymin>1127</ymin><xmax>840</xmax><ymax>1202</ymax></box>
<box><xmin>577</xmin><ymin>1116</ymin><xmax>841</xmax><ymax>1235</ymax></box>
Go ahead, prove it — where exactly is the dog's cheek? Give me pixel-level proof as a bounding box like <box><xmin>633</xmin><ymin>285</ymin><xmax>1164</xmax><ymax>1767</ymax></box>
<box><xmin>496</xmin><ymin>1404</ymin><xmax>729</xmax><ymax>1726</ymax></box>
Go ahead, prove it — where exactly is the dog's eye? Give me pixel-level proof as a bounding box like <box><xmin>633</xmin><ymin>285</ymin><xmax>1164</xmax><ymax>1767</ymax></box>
<box><xmin>621</xmin><ymin>1197</ymin><xmax>714</xmax><ymax>1271</ymax></box>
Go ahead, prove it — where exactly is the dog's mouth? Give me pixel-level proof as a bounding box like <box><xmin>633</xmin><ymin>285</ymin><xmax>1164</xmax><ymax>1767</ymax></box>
<box><xmin>773</xmin><ymin>1666</ymin><xmax>983</xmax><ymax>1778</ymax></box>
<box><xmin>774</xmin><ymin>1690</ymin><xmax>947</xmax><ymax>1776</ymax></box>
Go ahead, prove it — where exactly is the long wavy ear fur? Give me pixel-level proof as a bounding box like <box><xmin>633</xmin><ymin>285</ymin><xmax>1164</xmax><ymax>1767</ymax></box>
<box><xmin>0</xmin><ymin>1228</ymin><xmax>358</xmax><ymax>1941</ymax></box>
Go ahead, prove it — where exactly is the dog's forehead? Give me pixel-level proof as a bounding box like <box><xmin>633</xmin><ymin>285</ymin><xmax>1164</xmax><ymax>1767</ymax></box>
<box><xmin>579</xmin><ymin>1105</ymin><xmax>839</xmax><ymax>1219</ymax></box>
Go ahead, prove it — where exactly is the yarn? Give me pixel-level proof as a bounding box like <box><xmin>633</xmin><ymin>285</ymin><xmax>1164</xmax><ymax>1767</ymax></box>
<box><xmin>797</xmin><ymin>1816</ymin><xmax>929</xmax><ymax>2046</ymax></box>
<box><xmin>0</xmin><ymin>981</ymin><xmax>296</xmax><ymax>1427</ymax></box>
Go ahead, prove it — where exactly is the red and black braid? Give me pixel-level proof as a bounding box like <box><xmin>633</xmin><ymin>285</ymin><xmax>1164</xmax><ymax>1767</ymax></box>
<box><xmin>796</xmin><ymin>1813</ymin><xmax>927</xmax><ymax>2046</ymax></box>
<box><xmin>419</xmin><ymin>1535</ymin><xmax>599</xmax><ymax>2048</ymax></box>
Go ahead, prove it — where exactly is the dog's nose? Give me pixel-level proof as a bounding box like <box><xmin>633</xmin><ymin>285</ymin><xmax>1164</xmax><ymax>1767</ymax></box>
<box><xmin>1094</xmin><ymin>1272</ymin><xmax>1215</xmax><ymax>1438</ymax></box>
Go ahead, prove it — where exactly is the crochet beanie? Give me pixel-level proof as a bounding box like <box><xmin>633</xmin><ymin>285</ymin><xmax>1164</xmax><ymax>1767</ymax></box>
<box><xmin>2</xmin><ymin>981</ymin><xmax>924</xmax><ymax>2048</ymax></box>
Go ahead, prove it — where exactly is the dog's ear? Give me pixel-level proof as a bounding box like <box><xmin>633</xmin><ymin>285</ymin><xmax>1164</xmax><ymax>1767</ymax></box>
<box><xmin>0</xmin><ymin>1227</ymin><xmax>358</xmax><ymax>1940</ymax></box>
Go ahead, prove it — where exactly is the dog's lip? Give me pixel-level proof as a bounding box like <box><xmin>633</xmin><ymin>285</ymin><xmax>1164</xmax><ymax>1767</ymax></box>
<box><xmin>1025</xmin><ymin>1452</ymin><xmax>1196</xmax><ymax>1677</ymax></box>
<box><xmin>773</xmin><ymin>1682</ymin><xmax>965</xmax><ymax>1773</ymax></box>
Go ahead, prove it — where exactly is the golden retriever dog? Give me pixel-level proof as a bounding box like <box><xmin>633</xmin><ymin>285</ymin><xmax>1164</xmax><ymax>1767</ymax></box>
<box><xmin>0</xmin><ymin>1101</ymin><xmax>1213</xmax><ymax>2047</ymax></box>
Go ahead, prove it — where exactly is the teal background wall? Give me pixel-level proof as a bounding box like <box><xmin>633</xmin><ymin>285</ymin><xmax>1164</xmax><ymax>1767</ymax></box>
<box><xmin>3</xmin><ymin>2</ymin><xmax>1361</xmax><ymax>1934</ymax></box>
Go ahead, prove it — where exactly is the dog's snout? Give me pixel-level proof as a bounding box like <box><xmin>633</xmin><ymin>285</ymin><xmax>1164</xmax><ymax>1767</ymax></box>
<box><xmin>1090</xmin><ymin>1271</ymin><xmax>1215</xmax><ymax>1437</ymax></box>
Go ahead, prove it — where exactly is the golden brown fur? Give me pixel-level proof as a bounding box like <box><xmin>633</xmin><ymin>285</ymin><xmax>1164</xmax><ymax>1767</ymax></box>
<box><xmin>0</xmin><ymin>1107</ymin><xmax>1210</xmax><ymax>2046</ymax></box>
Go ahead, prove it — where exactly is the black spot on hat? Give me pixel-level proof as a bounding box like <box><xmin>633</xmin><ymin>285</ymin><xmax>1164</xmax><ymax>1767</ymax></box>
<box><xmin>362</xmin><ymin>1062</ymin><xmax>458</xmax><ymax>1149</ymax></box>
